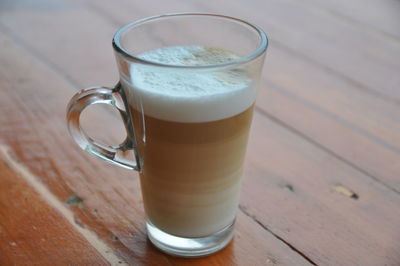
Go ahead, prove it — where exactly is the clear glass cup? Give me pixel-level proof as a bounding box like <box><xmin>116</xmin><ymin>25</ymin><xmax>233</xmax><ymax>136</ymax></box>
<box><xmin>66</xmin><ymin>13</ymin><xmax>268</xmax><ymax>257</ymax></box>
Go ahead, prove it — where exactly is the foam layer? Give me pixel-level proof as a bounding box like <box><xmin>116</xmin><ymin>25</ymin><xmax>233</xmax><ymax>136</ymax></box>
<box><xmin>127</xmin><ymin>46</ymin><xmax>256</xmax><ymax>122</ymax></box>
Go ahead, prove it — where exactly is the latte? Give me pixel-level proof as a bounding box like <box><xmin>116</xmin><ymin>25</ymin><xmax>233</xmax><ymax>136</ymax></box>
<box><xmin>122</xmin><ymin>46</ymin><xmax>256</xmax><ymax>237</ymax></box>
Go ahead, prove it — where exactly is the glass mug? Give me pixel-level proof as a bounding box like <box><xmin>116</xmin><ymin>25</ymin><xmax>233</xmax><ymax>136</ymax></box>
<box><xmin>66</xmin><ymin>13</ymin><xmax>267</xmax><ymax>257</ymax></box>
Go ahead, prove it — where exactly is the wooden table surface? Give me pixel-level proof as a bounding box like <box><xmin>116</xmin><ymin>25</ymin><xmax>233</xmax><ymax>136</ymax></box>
<box><xmin>1</xmin><ymin>0</ymin><xmax>399</xmax><ymax>265</ymax></box>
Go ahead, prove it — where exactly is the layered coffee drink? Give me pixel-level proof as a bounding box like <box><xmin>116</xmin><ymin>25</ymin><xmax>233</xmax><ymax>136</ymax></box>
<box><xmin>122</xmin><ymin>46</ymin><xmax>256</xmax><ymax>237</ymax></box>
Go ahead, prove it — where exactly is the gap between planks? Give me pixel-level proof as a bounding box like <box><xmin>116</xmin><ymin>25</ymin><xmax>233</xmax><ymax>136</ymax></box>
<box><xmin>0</xmin><ymin>144</ymin><xmax>127</xmax><ymax>266</ymax></box>
<box><xmin>239</xmin><ymin>205</ymin><xmax>318</xmax><ymax>266</ymax></box>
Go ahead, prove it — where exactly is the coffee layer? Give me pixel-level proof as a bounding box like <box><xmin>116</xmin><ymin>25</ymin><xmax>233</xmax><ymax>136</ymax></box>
<box><xmin>132</xmin><ymin>106</ymin><xmax>254</xmax><ymax>237</ymax></box>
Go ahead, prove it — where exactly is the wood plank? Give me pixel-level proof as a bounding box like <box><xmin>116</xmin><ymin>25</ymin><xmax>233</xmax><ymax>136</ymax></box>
<box><xmin>0</xmin><ymin>152</ymin><xmax>110</xmax><ymax>265</ymax></box>
<box><xmin>0</xmin><ymin>30</ymin><xmax>312</xmax><ymax>265</ymax></box>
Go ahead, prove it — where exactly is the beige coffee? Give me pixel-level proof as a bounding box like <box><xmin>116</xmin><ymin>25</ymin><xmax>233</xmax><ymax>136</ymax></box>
<box><xmin>123</xmin><ymin>46</ymin><xmax>256</xmax><ymax>237</ymax></box>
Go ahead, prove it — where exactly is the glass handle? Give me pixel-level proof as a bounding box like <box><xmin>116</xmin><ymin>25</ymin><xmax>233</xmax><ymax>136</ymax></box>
<box><xmin>66</xmin><ymin>84</ymin><xmax>139</xmax><ymax>170</ymax></box>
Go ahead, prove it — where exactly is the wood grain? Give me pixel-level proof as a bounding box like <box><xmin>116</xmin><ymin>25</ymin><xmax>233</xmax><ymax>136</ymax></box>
<box><xmin>0</xmin><ymin>147</ymin><xmax>117</xmax><ymax>266</ymax></box>
<box><xmin>0</xmin><ymin>0</ymin><xmax>399</xmax><ymax>265</ymax></box>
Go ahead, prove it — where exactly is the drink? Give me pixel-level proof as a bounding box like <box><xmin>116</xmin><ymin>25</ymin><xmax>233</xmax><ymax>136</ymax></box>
<box><xmin>122</xmin><ymin>46</ymin><xmax>256</xmax><ymax>237</ymax></box>
<box><xmin>67</xmin><ymin>13</ymin><xmax>267</xmax><ymax>256</ymax></box>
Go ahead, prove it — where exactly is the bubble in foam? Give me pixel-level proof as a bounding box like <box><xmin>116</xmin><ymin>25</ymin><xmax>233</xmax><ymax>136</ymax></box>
<box><xmin>127</xmin><ymin>46</ymin><xmax>256</xmax><ymax>122</ymax></box>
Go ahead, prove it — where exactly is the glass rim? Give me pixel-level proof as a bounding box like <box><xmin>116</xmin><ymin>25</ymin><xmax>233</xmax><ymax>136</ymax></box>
<box><xmin>112</xmin><ymin>12</ymin><xmax>268</xmax><ymax>70</ymax></box>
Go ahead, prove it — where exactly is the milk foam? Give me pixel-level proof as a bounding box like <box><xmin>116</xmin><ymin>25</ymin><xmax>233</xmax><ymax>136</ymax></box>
<box><xmin>128</xmin><ymin>46</ymin><xmax>256</xmax><ymax>122</ymax></box>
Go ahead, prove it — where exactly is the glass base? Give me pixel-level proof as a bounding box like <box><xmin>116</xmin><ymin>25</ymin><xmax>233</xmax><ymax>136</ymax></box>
<box><xmin>146</xmin><ymin>220</ymin><xmax>234</xmax><ymax>257</ymax></box>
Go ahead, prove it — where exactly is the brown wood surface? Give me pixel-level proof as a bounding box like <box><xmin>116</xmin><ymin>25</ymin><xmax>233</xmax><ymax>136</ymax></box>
<box><xmin>0</xmin><ymin>0</ymin><xmax>399</xmax><ymax>265</ymax></box>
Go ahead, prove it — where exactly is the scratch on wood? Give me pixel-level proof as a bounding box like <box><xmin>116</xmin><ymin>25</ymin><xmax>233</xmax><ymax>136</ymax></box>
<box><xmin>332</xmin><ymin>185</ymin><xmax>359</xmax><ymax>199</ymax></box>
<box><xmin>0</xmin><ymin>144</ymin><xmax>128</xmax><ymax>266</ymax></box>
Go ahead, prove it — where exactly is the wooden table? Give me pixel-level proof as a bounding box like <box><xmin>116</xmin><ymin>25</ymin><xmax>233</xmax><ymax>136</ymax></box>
<box><xmin>1</xmin><ymin>0</ymin><xmax>399</xmax><ymax>265</ymax></box>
